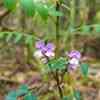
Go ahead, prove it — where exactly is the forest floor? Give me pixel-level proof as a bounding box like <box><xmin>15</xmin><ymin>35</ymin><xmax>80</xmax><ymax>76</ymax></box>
<box><xmin>0</xmin><ymin>57</ymin><xmax>100</xmax><ymax>100</ymax></box>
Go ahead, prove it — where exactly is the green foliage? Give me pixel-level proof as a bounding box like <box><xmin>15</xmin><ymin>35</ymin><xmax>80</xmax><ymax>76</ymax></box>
<box><xmin>63</xmin><ymin>96</ymin><xmax>70</xmax><ymax>100</ymax></box>
<box><xmin>3</xmin><ymin>0</ymin><xmax>17</xmax><ymax>11</ymax></box>
<box><xmin>20</xmin><ymin>0</ymin><xmax>35</xmax><ymax>16</ymax></box>
<box><xmin>94</xmin><ymin>24</ymin><xmax>100</xmax><ymax>33</ymax></box>
<box><xmin>36</xmin><ymin>4</ymin><xmax>49</xmax><ymax>20</ymax></box>
<box><xmin>74</xmin><ymin>90</ymin><xmax>81</xmax><ymax>100</ymax></box>
<box><xmin>63</xmin><ymin>90</ymin><xmax>81</xmax><ymax>100</ymax></box>
<box><xmin>78</xmin><ymin>24</ymin><xmax>100</xmax><ymax>34</ymax></box>
<box><xmin>17</xmin><ymin>84</ymin><xmax>28</xmax><ymax>96</ymax></box>
<box><xmin>63</xmin><ymin>96</ymin><xmax>69</xmax><ymax>100</ymax></box>
<box><xmin>5</xmin><ymin>91</ymin><xmax>17</xmax><ymax>100</ymax></box>
<box><xmin>35</xmin><ymin>4</ymin><xmax>63</xmax><ymax>19</ymax></box>
<box><xmin>0</xmin><ymin>32</ymin><xmax>6</xmax><ymax>39</ymax></box>
<box><xmin>25</xmin><ymin>35</ymin><xmax>34</xmax><ymax>45</ymax></box>
<box><xmin>5</xmin><ymin>84</ymin><xmax>37</xmax><ymax>100</ymax></box>
<box><xmin>14</xmin><ymin>33</ymin><xmax>23</xmax><ymax>43</ymax></box>
<box><xmin>6</xmin><ymin>33</ymin><xmax>13</xmax><ymax>42</ymax></box>
<box><xmin>68</xmin><ymin>26</ymin><xmax>75</xmax><ymax>33</ymax></box>
<box><xmin>80</xmin><ymin>63</ymin><xmax>89</xmax><ymax>78</ymax></box>
<box><xmin>48</xmin><ymin>57</ymin><xmax>67</xmax><ymax>71</ymax></box>
<box><xmin>63</xmin><ymin>95</ymin><xmax>73</xmax><ymax>100</ymax></box>
<box><xmin>0</xmin><ymin>32</ymin><xmax>36</xmax><ymax>45</ymax></box>
<box><xmin>81</xmin><ymin>25</ymin><xmax>91</xmax><ymax>33</ymax></box>
<box><xmin>49</xmin><ymin>6</ymin><xmax>63</xmax><ymax>17</ymax></box>
<box><xmin>25</xmin><ymin>35</ymin><xmax>35</xmax><ymax>51</ymax></box>
<box><xmin>3</xmin><ymin>0</ymin><xmax>63</xmax><ymax>18</ymax></box>
<box><xmin>3</xmin><ymin>0</ymin><xmax>95</xmax><ymax>99</ymax></box>
<box><xmin>24</xmin><ymin>92</ymin><xmax>37</xmax><ymax>100</ymax></box>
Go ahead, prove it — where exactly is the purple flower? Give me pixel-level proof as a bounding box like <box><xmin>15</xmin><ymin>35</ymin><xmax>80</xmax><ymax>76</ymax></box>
<box><xmin>46</xmin><ymin>43</ymin><xmax>55</xmax><ymax>51</ymax></box>
<box><xmin>67</xmin><ymin>50</ymin><xmax>81</xmax><ymax>59</ymax></box>
<box><xmin>35</xmin><ymin>40</ymin><xmax>55</xmax><ymax>58</ymax></box>
<box><xmin>68</xmin><ymin>58</ymin><xmax>79</xmax><ymax>71</ymax></box>
<box><xmin>67</xmin><ymin>50</ymin><xmax>81</xmax><ymax>71</ymax></box>
<box><xmin>35</xmin><ymin>41</ymin><xmax>45</xmax><ymax>49</ymax></box>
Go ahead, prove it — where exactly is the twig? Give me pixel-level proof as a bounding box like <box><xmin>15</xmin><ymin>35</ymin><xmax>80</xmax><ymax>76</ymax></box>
<box><xmin>61</xmin><ymin>4</ymin><xmax>70</xmax><ymax>11</ymax></box>
<box><xmin>55</xmin><ymin>70</ymin><xmax>63</xmax><ymax>99</ymax></box>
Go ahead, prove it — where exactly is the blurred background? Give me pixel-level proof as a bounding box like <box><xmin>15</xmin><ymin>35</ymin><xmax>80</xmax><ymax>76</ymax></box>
<box><xmin>0</xmin><ymin>0</ymin><xmax>100</xmax><ymax>99</ymax></box>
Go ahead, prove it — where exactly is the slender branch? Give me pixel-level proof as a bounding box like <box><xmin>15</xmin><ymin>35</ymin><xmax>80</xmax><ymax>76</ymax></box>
<box><xmin>61</xmin><ymin>4</ymin><xmax>71</xmax><ymax>11</ymax></box>
<box><xmin>55</xmin><ymin>1</ymin><xmax>64</xmax><ymax>98</ymax></box>
<box><xmin>55</xmin><ymin>1</ymin><xmax>60</xmax><ymax>57</ymax></box>
<box><xmin>55</xmin><ymin>70</ymin><xmax>63</xmax><ymax>99</ymax></box>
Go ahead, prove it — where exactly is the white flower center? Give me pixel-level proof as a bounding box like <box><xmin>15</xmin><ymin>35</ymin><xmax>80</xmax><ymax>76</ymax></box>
<box><xmin>69</xmin><ymin>58</ymin><xmax>79</xmax><ymax>65</ymax></box>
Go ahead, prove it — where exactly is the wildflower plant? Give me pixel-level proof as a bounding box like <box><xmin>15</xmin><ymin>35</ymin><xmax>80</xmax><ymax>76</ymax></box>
<box><xmin>5</xmin><ymin>40</ymin><xmax>89</xmax><ymax>100</ymax></box>
<box><xmin>33</xmin><ymin>40</ymin><xmax>89</xmax><ymax>99</ymax></box>
<box><xmin>3</xmin><ymin>0</ymin><xmax>90</xmax><ymax>100</ymax></box>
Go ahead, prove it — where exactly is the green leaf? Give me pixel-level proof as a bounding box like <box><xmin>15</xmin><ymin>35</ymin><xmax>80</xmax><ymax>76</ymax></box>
<box><xmin>6</xmin><ymin>33</ymin><xmax>13</xmax><ymax>42</ymax></box>
<box><xmin>24</xmin><ymin>93</ymin><xmax>37</xmax><ymax>100</ymax></box>
<box><xmin>94</xmin><ymin>24</ymin><xmax>100</xmax><ymax>33</ymax></box>
<box><xmin>25</xmin><ymin>35</ymin><xmax>33</xmax><ymax>45</ymax></box>
<box><xmin>59</xmin><ymin>0</ymin><xmax>64</xmax><ymax>3</ymax></box>
<box><xmin>49</xmin><ymin>10</ymin><xmax>63</xmax><ymax>16</ymax></box>
<box><xmin>3</xmin><ymin>0</ymin><xmax>17</xmax><ymax>11</ymax></box>
<box><xmin>0</xmin><ymin>33</ymin><xmax>5</xmax><ymax>39</ymax></box>
<box><xmin>63</xmin><ymin>96</ymin><xmax>69</xmax><ymax>100</ymax></box>
<box><xmin>16</xmin><ymin>84</ymin><xmax>28</xmax><ymax>96</ymax></box>
<box><xmin>20</xmin><ymin>0</ymin><xmax>35</xmax><ymax>16</ymax></box>
<box><xmin>14</xmin><ymin>33</ymin><xmax>23</xmax><ymax>43</ymax></box>
<box><xmin>81</xmin><ymin>25</ymin><xmax>91</xmax><ymax>33</ymax></box>
<box><xmin>74</xmin><ymin>90</ymin><xmax>81</xmax><ymax>100</ymax></box>
<box><xmin>36</xmin><ymin>4</ymin><xmax>49</xmax><ymax>20</ymax></box>
<box><xmin>63</xmin><ymin>95</ymin><xmax>73</xmax><ymax>100</ymax></box>
<box><xmin>68</xmin><ymin>26</ymin><xmax>75</xmax><ymax>33</ymax></box>
<box><xmin>81</xmin><ymin>63</ymin><xmax>89</xmax><ymax>78</ymax></box>
<box><xmin>49</xmin><ymin>7</ymin><xmax>63</xmax><ymax>16</ymax></box>
<box><xmin>55</xmin><ymin>58</ymin><xmax>67</xmax><ymax>70</ymax></box>
<box><xmin>48</xmin><ymin>58</ymin><xmax>67</xmax><ymax>71</ymax></box>
<box><xmin>5</xmin><ymin>91</ymin><xmax>17</xmax><ymax>100</ymax></box>
<box><xmin>25</xmin><ymin>35</ymin><xmax>34</xmax><ymax>52</ymax></box>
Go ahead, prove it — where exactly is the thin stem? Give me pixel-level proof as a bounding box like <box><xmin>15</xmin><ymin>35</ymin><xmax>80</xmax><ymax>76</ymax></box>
<box><xmin>43</xmin><ymin>53</ymin><xmax>63</xmax><ymax>98</ymax></box>
<box><xmin>55</xmin><ymin>70</ymin><xmax>63</xmax><ymax>99</ymax></box>
<box><xmin>67</xmin><ymin>0</ymin><xmax>76</xmax><ymax>50</ymax></box>
<box><xmin>55</xmin><ymin>1</ymin><xmax>63</xmax><ymax>98</ymax></box>
<box><xmin>42</xmin><ymin>52</ymin><xmax>57</xmax><ymax>79</ymax></box>
<box><xmin>55</xmin><ymin>1</ymin><xmax>60</xmax><ymax>57</ymax></box>
<box><xmin>27</xmin><ymin>44</ymin><xmax>33</xmax><ymax>66</ymax></box>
